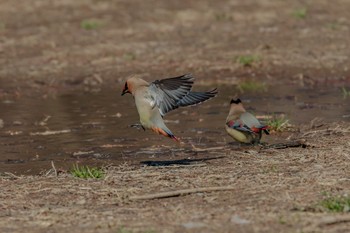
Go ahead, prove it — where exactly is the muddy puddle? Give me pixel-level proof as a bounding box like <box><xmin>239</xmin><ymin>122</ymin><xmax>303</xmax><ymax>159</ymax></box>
<box><xmin>0</xmin><ymin>84</ymin><xmax>349</xmax><ymax>175</ymax></box>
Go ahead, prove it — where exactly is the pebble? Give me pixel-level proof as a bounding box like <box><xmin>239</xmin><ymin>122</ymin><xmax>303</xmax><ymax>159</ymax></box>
<box><xmin>231</xmin><ymin>215</ymin><xmax>250</xmax><ymax>225</ymax></box>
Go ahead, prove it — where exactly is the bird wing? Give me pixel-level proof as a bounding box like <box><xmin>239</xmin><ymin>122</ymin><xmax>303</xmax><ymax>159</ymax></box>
<box><xmin>240</xmin><ymin>112</ymin><xmax>261</xmax><ymax>128</ymax></box>
<box><xmin>149</xmin><ymin>74</ymin><xmax>194</xmax><ymax>116</ymax></box>
<box><xmin>227</xmin><ymin>120</ymin><xmax>254</xmax><ymax>133</ymax></box>
<box><xmin>240</xmin><ymin>112</ymin><xmax>269</xmax><ymax>134</ymax></box>
<box><xmin>177</xmin><ymin>89</ymin><xmax>218</xmax><ymax>107</ymax></box>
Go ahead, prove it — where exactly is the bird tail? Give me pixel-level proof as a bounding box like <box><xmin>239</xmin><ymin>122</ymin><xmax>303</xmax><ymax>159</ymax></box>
<box><xmin>261</xmin><ymin>125</ymin><xmax>270</xmax><ymax>135</ymax></box>
<box><xmin>252</xmin><ymin>125</ymin><xmax>270</xmax><ymax>135</ymax></box>
<box><xmin>152</xmin><ymin>126</ymin><xmax>180</xmax><ymax>142</ymax></box>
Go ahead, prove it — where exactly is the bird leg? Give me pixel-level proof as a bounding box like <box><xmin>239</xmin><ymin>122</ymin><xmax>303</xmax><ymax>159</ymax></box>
<box><xmin>129</xmin><ymin>123</ymin><xmax>145</xmax><ymax>131</ymax></box>
<box><xmin>257</xmin><ymin>141</ymin><xmax>268</xmax><ymax>146</ymax></box>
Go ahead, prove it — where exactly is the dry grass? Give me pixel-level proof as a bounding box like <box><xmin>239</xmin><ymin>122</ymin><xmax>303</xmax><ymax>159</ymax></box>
<box><xmin>1</xmin><ymin>123</ymin><xmax>350</xmax><ymax>233</ymax></box>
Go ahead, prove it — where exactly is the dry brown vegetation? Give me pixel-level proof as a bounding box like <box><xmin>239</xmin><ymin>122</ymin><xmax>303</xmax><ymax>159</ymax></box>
<box><xmin>2</xmin><ymin>123</ymin><xmax>350</xmax><ymax>233</ymax></box>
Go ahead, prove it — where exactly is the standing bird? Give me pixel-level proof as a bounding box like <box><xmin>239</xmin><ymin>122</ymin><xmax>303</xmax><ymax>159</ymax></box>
<box><xmin>225</xmin><ymin>98</ymin><xmax>269</xmax><ymax>144</ymax></box>
<box><xmin>121</xmin><ymin>74</ymin><xmax>217</xmax><ymax>142</ymax></box>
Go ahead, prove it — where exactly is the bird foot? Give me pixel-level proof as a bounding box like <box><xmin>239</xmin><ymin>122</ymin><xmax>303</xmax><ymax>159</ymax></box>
<box><xmin>129</xmin><ymin>123</ymin><xmax>145</xmax><ymax>131</ymax></box>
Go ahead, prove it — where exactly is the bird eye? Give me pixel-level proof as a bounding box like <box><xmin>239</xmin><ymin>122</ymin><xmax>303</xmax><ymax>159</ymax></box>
<box><xmin>230</xmin><ymin>98</ymin><xmax>242</xmax><ymax>104</ymax></box>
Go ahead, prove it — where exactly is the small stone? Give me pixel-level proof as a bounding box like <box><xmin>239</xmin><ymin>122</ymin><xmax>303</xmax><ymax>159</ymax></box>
<box><xmin>76</xmin><ymin>199</ymin><xmax>87</xmax><ymax>205</ymax></box>
<box><xmin>2</xmin><ymin>100</ymin><xmax>14</xmax><ymax>104</ymax></box>
<box><xmin>13</xmin><ymin>120</ymin><xmax>22</xmax><ymax>125</ymax></box>
<box><xmin>231</xmin><ymin>215</ymin><xmax>250</xmax><ymax>225</ymax></box>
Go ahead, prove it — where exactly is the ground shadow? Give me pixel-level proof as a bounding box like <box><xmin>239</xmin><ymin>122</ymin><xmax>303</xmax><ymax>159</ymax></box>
<box><xmin>140</xmin><ymin>156</ymin><xmax>225</xmax><ymax>166</ymax></box>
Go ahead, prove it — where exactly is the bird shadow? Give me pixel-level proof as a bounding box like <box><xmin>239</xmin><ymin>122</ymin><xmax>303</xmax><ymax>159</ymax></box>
<box><xmin>140</xmin><ymin>156</ymin><xmax>225</xmax><ymax>167</ymax></box>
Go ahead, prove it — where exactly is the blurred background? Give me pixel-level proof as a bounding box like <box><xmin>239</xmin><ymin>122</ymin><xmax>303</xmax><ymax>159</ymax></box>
<box><xmin>1</xmin><ymin>0</ymin><xmax>350</xmax><ymax>92</ymax></box>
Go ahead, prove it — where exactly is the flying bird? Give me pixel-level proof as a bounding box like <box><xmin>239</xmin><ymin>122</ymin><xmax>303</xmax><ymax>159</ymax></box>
<box><xmin>225</xmin><ymin>98</ymin><xmax>269</xmax><ymax>144</ymax></box>
<box><xmin>121</xmin><ymin>74</ymin><xmax>217</xmax><ymax>142</ymax></box>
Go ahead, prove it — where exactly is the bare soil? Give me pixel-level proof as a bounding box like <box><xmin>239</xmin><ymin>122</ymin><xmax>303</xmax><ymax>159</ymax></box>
<box><xmin>1</xmin><ymin>0</ymin><xmax>350</xmax><ymax>232</ymax></box>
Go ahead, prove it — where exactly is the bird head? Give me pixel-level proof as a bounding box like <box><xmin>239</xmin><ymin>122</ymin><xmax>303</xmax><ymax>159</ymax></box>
<box><xmin>121</xmin><ymin>75</ymin><xmax>149</xmax><ymax>96</ymax></box>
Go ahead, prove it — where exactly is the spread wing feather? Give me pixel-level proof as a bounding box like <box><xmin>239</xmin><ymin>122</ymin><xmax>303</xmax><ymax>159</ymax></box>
<box><xmin>149</xmin><ymin>74</ymin><xmax>217</xmax><ymax>117</ymax></box>
<box><xmin>177</xmin><ymin>89</ymin><xmax>218</xmax><ymax>107</ymax></box>
<box><xmin>149</xmin><ymin>74</ymin><xmax>194</xmax><ymax>116</ymax></box>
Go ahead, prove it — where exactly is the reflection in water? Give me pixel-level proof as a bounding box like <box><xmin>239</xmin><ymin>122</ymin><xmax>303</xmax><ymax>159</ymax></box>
<box><xmin>0</xmin><ymin>85</ymin><xmax>349</xmax><ymax>174</ymax></box>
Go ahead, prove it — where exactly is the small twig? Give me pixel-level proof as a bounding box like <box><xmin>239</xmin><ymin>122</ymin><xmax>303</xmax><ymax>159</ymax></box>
<box><xmin>130</xmin><ymin>186</ymin><xmax>235</xmax><ymax>201</ymax></box>
<box><xmin>51</xmin><ymin>161</ymin><xmax>58</xmax><ymax>177</ymax></box>
<box><xmin>3</xmin><ymin>172</ymin><xmax>21</xmax><ymax>179</ymax></box>
<box><xmin>318</xmin><ymin>217</ymin><xmax>350</xmax><ymax>226</ymax></box>
<box><xmin>28</xmin><ymin>188</ymin><xmax>53</xmax><ymax>193</ymax></box>
<box><xmin>162</xmin><ymin>163</ymin><xmax>207</xmax><ymax>168</ymax></box>
<box><xmin>302</xmin><ymin>127</ymin><xmax>350</xmax><ymax>138</ymax></box>
<box><xmin>262</xmin><ymin>140</ymin><xmax>307</xmax><ymax>150</ymax></box>
<box><xmin>45</xmin><ymin>169</ymin><xmax>52</xmax><ymax>176</ymax></box>
<box><xmin>302</xmin><ymin>128</ymin><xmax>333</xmax><ymax>137</ymax></box>
<box><xmin>191</xmin><ymin>145</ymin><xmax>225</xmax><ymax>152</ymax></box>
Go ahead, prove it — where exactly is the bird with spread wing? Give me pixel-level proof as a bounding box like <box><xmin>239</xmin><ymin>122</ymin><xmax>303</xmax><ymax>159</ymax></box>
<box><xmin>121</xmin><ymin>74</ymin><xmax>217</xmax><ymax>142</ymax></box>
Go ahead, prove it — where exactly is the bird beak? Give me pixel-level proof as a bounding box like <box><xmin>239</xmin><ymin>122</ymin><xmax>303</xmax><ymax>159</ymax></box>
<box><xmin>121</xmin><ymin>89</ymin><xmax>130</xmax><ymax>96</ymax></box>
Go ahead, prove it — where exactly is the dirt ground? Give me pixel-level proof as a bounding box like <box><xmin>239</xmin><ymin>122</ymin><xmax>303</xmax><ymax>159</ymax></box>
<box><xmin>1</xmin><ymin>0</ymin><xmax>350</xmax><ymax>232</ymax></box>
<box><xmin>1</xmin><ymin>123</ymin><xmax>350</xmax><ymax>233</ymax></box>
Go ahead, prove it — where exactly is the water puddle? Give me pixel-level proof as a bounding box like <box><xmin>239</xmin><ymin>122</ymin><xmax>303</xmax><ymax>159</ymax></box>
<box><xmin>0</xmin><ymin>85</ymin><xmax>349</xmax><ymax>174</ymax></box>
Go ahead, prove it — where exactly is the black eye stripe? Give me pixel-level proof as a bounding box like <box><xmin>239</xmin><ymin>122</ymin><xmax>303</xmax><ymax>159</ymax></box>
<box><xmin>230</xmin><ymin>98</ymin><xmax>242</xmax><ymax>104</ymax></box>
<box><xmin>124</xmin><ymin>82</ymin><xmax>128</xmax><ymax>89</ymax></box>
